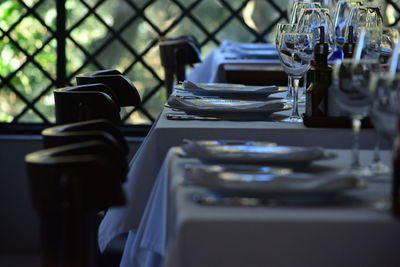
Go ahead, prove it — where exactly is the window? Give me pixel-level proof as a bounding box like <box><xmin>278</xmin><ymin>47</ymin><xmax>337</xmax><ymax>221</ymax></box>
<box><xmin>0</xmin><ymin>0</ymin><xmax>398</xmax><ymax>128</ymax></box>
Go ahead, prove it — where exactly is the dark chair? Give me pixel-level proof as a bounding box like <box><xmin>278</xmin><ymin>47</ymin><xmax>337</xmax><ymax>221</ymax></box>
<box><xmin>25</xmin><ymin>140</ymin><xmax>127</xmax><ymax>267</ymax></box>
<box><xmin>75</xmin><ymin>69</ymin><xmax>141</xmax><ymax>107</ymax></box>
<box><xmin>41</xmin><ymin>119</ymin><xmax>129</xmax><ymax>156</ymax></box>
<box><xmin>159</xmin><ymin>36</ymin><xmax>202</xmax><ymax>96</ymax></box>
<box><xmin>53</xmin><ymin>83</ymin><xmax>121</xmax><ymax>125</ymax></box>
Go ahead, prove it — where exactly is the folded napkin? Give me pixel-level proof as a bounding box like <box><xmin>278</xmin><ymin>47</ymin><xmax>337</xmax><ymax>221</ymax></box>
<box><xmin>186</xmin><ymin>163</ymin><xmax>362</xmax><ymax>195</ymax></box>
<box><xmin>220</xmin><ymin>41</ymin><xmax>276</xmax><ymax>51</ymax></box>
<box><xmin>181</xmin><ymin>80</ymin><xmax>279</xmax><ymax>95</ymax></box>
<box><xmin>219</xmin><ymin>41</ymin><xmax>279</xmax><ymax>59</ymax></box>
<box><xmin>167</xmin><ymin>93</ymin><xmax>288</xmax><ymax>120</ymax></box>
<box><xmin>168</xmin><ymin>94</ymin><xmax>284</xmax><ymax>111</ymax></box>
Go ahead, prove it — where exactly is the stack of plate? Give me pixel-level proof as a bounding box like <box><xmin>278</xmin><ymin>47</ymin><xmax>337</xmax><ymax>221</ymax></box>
<box><xmin>181</xmin><ymin>139</ymin><xmax>364</xmax><ymax>198</ymax></box>
<box><xmin>167</xmin><ymin>81</ymin><xmax>290</xmax><ymax>120</ymax></box>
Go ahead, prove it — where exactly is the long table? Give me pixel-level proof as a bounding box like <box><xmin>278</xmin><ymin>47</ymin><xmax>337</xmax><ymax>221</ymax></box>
<box><xmin>121</xmin><ymin>146</ymin><xmax>400</xmax><ymax>267</ymax></box>
<box><xmin>99</xmin><ymin>42</ymin><xmax>394</xmax><ymax>265</ymax></box>
<box><xmin>99</xmin><ymin>101</ymin><xmax>387</xmax><ymax>252</ymax></box>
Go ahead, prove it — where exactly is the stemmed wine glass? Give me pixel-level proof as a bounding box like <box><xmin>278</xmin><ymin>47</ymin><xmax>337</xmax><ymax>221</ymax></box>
<box><xmin>278</xmin><ymin>32</ymin><xmax>314</xmax><ymax>123</ymax></box>
<box><xmin>275</xmin><ymin>23</ymin><xmax>298</xmax><ymax>103</ymax></box>
<box><xmin>333</xmin><ymin>0</ymin><xmax>364</xmax><ymax>51</ymax></box>
<box><xmin>296</xmin><ymin>7</ymin><xmax>334</xmax><ymax>100</ymax></box>
<box><xmin>297</xmin><ymin>8</ymin><xmax>335</xmax><ymax>52</ymax></box>
<box><xmin>344</xmin><ymin>5</ymin><xmax>384</xmax><ymax>45</ymax></box>
<box><xmin>367</xmin><ymin>73</ymin><xmax>399</xmax><ymax>178</ymax></box>
<box><xmin>380</xmin><ymin>27</ymin><xmax>400</xmax><ymax>64</ymax></box>
<box><xmin>352</xmin><ymin>27</ymin><xmax>382</xmax><ymax>60</ymax></box>
<box><xmin>332</xmin><ymin>58</ymin><xmax>381</xmax><ymax>176</ymax></box>
<box><xmin>289</xmin><ymin>1</ymin><xmax>322</xmax><ymax>25</ymax></box>
<box><xmin>289</xmin><ymin>2</ymin><xmax>322</xmax><ymax>101</ymax></box>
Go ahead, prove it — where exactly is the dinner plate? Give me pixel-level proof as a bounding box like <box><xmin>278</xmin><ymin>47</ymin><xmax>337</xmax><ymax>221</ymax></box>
<box><xmin>182</xmin><ymin>139</ymin><xmax>277</xmax><ymax>153</ymax></box>
<box><xmin>182</xmin><ymin>140</ymin><xmax>336</xmax><ymax>167</ymax></box>
<box><xmin>185</xmin><ymin>164</ymin><xmax>364</xmax><ymax>196</ymax></box>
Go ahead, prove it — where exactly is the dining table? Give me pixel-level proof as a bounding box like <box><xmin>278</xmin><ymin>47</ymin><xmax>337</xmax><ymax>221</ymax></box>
<box><xmin>98</xmin><ymin>41</ymin><xmax>398</xmax><ymax>267</ymax></box>
<box><xmin>187</xmin><ymin>40</ymin><xmax>283</xmax><ymax>84</ymax></box>
<box><xmin>127</xmin><ymin>147</ymin><xmax>400</xmax><ymax>267</ymax></box>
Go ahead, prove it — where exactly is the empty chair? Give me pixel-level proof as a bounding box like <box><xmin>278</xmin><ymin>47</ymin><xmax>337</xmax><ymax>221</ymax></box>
<box><xmin>25</xmin><ymin>140</ymin><xmax>127</xmax><ymax>267</ymax></box>
<box><xmin>76</xmin><ymin>69</ymin><xmax>141</xmax><ymax>107</ymax></box>
<box><xmin>161</xmin><ymin>35</ymin><xmax>201</xmax><ymax>50</ymax></box>
<box><xmin>159</xmin><ymin>36</ymin><xmax>202</xmax><ymax>96</ymax></box>
<box><xmin>41</xmin><ymin>119</ymin><xmax>129</xmax><ymax>156</ymax></box>
<box><xmin>53</xmin><ymin>83</ymin><xmax>121</xmax><ymax>125</ymax></box>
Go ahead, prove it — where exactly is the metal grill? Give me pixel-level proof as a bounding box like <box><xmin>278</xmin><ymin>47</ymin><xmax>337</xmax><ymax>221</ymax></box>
<box><xmin>0</xmin><ymin>0</ymin><xmax>396</xmax><ymax>126</ymax></box>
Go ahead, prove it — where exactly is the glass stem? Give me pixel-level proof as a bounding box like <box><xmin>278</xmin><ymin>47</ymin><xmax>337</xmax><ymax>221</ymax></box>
<box><xmin>286</xmin><ymin>75</ymin><xmax>293</xmax><ymax>99</ymax></box>
<box><xmin>291</xmin><ymin>78</ymin><xmax>300</xmax><ymax>118</ymax></box>
<box><xmin>373</xmin><ymin>129</ymin><xmax>381</xmax><ymax>163</ymax></box>
<box><xmin>302</xmin><ymin>73</ymin><xmax>307</xmax><ymax>96</ymax></box>
<box><xmin>351</xmin><ymin>117</ymin><xmax>362</xmax><ymax>169</ymax></box>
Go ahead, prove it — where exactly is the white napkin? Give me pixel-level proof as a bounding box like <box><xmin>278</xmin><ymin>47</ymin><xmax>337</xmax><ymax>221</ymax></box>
<box><xmin>167</xmin><ymin>95</ymin><xmax>284</xmax><ymax>112</ymax></box>
<box><xmin>182</xmin><ymin>80</ymin><xmax>278</xmax><ymax>94</ymax></box>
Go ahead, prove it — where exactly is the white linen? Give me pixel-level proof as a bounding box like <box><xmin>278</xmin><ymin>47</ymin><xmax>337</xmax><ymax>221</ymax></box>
<box><xmin>98</xmin><ymin>104</ymin><xmax>388</xmax><ymax>252</ymax></box>
<box><xmin>119</xmin><ymin>147</ymin><xmax>399</xmax><ymax>267</ymax></box>
<box><xmin>187</xmin><ymin>41</ymin><xmax>279</xmax><ymax>83</ymax></box>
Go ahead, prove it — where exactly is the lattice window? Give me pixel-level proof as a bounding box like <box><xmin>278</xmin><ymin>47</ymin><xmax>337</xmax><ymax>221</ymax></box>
<box><xmin>0</xmin><ymin>0</ymin><xmax>397</xmax><ymax>127</ymax></box>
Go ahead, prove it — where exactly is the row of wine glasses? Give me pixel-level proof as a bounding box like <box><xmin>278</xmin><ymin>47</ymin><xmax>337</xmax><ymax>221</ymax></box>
<box><xmin>276</xmin><ymin>1</ymin><xmax>400</xmax><ymax>179</ymax></box>
<box><xmin>331</xmin><ymin>37</ymin><xmax>400</xmax><ymax>177</ymax></box>
<box><xmin>276</xmin><ymin>3</ymin><xmax>335</xmax><ymax>122</ymax></box>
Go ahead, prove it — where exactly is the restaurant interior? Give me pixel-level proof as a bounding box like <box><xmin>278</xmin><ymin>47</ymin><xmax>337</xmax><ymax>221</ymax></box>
<box><xmin>1</xmin><ymin>0</ymin><xmax>400</xmax><ymax>266</ymax></box>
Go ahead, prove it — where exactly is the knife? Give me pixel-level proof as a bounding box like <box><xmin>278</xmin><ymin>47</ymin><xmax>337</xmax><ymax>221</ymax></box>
<box><xmin>166</xmin><ymin>113</ymin><xmax>222</xmax><ymax>121</ymax></box>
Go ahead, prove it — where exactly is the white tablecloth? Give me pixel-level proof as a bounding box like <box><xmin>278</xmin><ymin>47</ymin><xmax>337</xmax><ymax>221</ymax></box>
<box><xmin>98</xmin><ymin>42</ymin><xmax>390</xmax><ymax>265</ymax></box>
<box><xmin>98</xmin><ymin>102</ymin><xmax>384</xmax><ymax>253</ymax></box>
<box><xmin>121</xmin><ymin>147</ymin><xmax>400</xmax><ymax>267</ymax></box>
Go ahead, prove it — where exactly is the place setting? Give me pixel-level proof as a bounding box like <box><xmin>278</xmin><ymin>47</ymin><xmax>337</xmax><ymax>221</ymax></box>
<box><xmin>178</xmin><ymin>139</ymin><xmax>367</xmax><ymax>206</ymax></box>
<box><xmin>220</xmin><ymin>40</ymin><xmax>280</xmax><ymax>60</ymax></box>
<box><xmin>166</xmin><ymin>80</ymin><xmax>291</xmax><ymax>121</ymax></box>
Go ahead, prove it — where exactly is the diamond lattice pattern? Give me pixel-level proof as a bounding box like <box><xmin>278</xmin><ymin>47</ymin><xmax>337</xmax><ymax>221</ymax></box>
<box><xmin>1</xmin><ymin>0</ymin><xmax>396</xmax><ymax>125</ymax></box>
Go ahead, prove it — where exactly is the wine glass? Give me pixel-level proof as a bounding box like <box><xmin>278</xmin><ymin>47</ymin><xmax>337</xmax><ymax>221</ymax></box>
<box><xmin>289</xmin><ymin>2</ymin><xmax>322</xmax><ymax>100</ymax></box>
<box><xmin>297</xmin><ymin>8</ymin><xmax>335</xmax><ymax>54</ymax></box>
<box><xmin>344</xmin><ymin>5</ymin><xmax>384</xmax><ymax>45</ymax></box>
<box><xmin>296</xmin><ymin>7</ymin><xmax>334</xmax><ymax>100</ymax></box>
<box><xmin>380</xmin><ymin>27</ymin><xmax>400</xmax><ymax>65</ymax></box>
<box><xmin>289</xmin><ymin>1</ymin><xmax>322</xmax><ymax>25</ymax></box>
<box><xmin>367</xmin><ymin>73</ymin><xmax>399</xmax><ymax>178</ymax></box>
<box><xmin>315</xmin><ymin>0</ymin><xmax>338</xmax><ymax>9</ymax></box>
<box><xmin>333</xmin><ymin>0</ymin><xmax>364</xmax><ymax>50</ymax></box>
<box><xmin>332</xmin><ymin>58</ymin><xmax>381</xmax><ymax>176</ymax></box>
<box><xmin>278</xmin><ymin>32</ymin><xmax>314</xmax><ymax>123</ymax></box>
<box><xmin>275</xmin><ymin>23</ymin><xmax>298</xmax><ymax>103</ymax></box>
<box><xmin>352</xmin><ymin>27</ymin><xmax>382</xmax><ymax>60</ymax></box>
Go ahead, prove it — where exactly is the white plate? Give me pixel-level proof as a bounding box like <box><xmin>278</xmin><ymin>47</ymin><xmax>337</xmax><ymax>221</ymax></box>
<box><xmin>183</xmin><ymin>139</ymin><xmax>277</xmax><ymax>153</ymax></box>
<box><xmin>182</xmin><ymin>140</ymin><xmax>336</xmax><ymax>167</ymax></box>
<box><xmin>186</xmin><ymin>164</ymin><xmax>363</xmax><ymax>195</ymax></box>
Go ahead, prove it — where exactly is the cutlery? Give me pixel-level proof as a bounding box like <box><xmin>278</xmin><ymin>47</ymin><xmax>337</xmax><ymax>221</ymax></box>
<box><xmin>166</xmin><ymin>113</ymin><xmax>222</xmax><ymax>121</ymax></box>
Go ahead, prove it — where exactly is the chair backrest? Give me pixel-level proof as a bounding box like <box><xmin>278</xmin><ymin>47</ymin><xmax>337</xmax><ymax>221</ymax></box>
<box><xmin>53</xmin><ymin>84</ymin><xmax>121</xmax><ymax>125</ymax></box>
<box><xmin>25</xmin><ymin>140</ymin><xmax>126</xmax><ymax>267</ymax></box>
<box><xmin>76</xmin><ymin>69</ymin><xmax>141</xmax><ymax>107</ymax></box>
<box><xmin>159</xmin><ymin>36</ymin><xmax>202</xmax><ymax>96</ymax></box>
<box><xmin>41</xmin><ymin>119</ymin><xmax>129</xmax><ymax>155</ymax></box>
